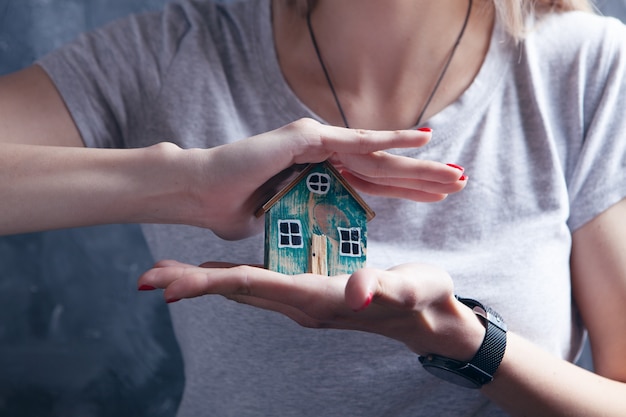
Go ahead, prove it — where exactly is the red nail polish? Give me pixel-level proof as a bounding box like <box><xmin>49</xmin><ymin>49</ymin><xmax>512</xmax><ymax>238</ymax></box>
<box><xmin>355</xmin><ymin>292</ymin><xmax>373</xmax><ymax>312</ymax></box>
<box><xmin>446</xmin><ymin>163</ymin><xmax>464</xmax><ymax>171</ymax></box>
<box><xmin>447</xmin><ymin>163</ymin><xmax>467</xmax><ymax>181</ymax></box>
<box><xmin>138</xmin><ymin>284</ymin><xmax>156</xmax><ymax>291</ymax></box>
<box><xmin>166</xmin><ymin>298</ymin><xmax>181</xmax><ymax>304</ymax></box>
<box><xmin>417</xmin><ymin>127</ymin><xmax>432</xmax><ymax>132</ymax></box>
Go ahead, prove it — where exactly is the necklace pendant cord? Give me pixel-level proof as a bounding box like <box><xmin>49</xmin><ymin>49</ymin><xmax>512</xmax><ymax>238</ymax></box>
<box><xmin>306</xmin><ymin>11</ymin><xmax>350</xmax><ymax>128</ymax></box>
<box><xmin>306</xmin><ymin>0</ymin><xmax>473</xmax><ymax>129</ymax></box>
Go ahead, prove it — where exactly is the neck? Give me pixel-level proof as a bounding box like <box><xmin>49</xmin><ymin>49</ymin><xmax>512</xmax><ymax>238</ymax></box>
<box><xmin>311</xmin><ymin>1</ymin><xmax>467</xmax><ymax>63</ymax></box>
<box><xmin>273</xmin><ymin>0</ymin><xmax>495</xmax><ymax>129</ymax></box>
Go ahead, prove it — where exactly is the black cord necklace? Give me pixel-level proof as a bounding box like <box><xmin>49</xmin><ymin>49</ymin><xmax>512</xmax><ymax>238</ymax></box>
<box><xmin>306</xmin><ymin>0</ymin><xmax>473</xmax><ymax>129</ymax></box>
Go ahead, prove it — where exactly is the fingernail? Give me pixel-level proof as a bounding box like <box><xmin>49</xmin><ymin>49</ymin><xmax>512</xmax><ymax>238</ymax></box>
<box><xmin>417</xmin><ymin>127</ymin><xmax>432</xmax><ymax>132</ymax></box>
<box><xmin>166</xmin><ymin>298</ymin><xmax>181</xmax><ymax>304</ymax></box>
<box><xmin>354</xmin><ymin>292</ymin><xmax>373</xmax><ymax>312</ymax></box>
<box><xmin>446</xmin><ymin>163</ymin><xmax>467</xmax><ymax>181</ymax></box>
<box><xmin>138</xmin><ymin>284</ymin><xmax>156</xmax><ymax>291</ymax></box>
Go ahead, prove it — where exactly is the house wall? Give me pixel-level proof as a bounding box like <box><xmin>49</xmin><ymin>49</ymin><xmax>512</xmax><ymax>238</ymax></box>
<box><xmin>265</xmin><ymin>164</ymin><xmax>368</xmax><ymax>276</ymax></box>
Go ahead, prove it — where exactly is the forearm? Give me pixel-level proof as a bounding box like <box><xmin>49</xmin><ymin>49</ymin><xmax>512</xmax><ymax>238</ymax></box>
<box><xmin>482</xmin><ymin>332</ymin><xmax>626</xmax><ymax>416</ymax></box>
<box><xmin>0</xmin><ymin>142</ymin><xmax>194</xmax><ymax>235</ymax></box>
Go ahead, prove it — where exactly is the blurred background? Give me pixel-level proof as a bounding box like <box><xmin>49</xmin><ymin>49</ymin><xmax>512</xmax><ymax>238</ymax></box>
<box><xmin>1</xmin><ymin>1</ymin><xmax>625</xmax><ymax>416</ymax></box>
<box><xmin>0</xmin><ymin>2</ymin><xmax>183</xmax><ymax>417</ymax></box>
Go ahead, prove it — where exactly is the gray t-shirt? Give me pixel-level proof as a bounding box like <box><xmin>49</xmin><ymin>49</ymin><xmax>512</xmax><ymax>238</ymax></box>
<box><xmin>39</xmin><ymin>1</ymin><xmax>626</xmax><ymax>415</ymax></box>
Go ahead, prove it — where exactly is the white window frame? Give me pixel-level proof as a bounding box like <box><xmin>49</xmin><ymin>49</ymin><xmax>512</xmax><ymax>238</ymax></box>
<box><xmin>278</xmin><ymin>219</ymin><xmax>304</xmax><ymax>248</ymax></box>
<box><xmin>337</xmin><ymin>227</ymin><xmax>362</xmax><ymax>257</ymax></box>
<box><xmin>306</xmin><ymin>173</ymin><xmax>331</xmax><ymax>195</ymax></box>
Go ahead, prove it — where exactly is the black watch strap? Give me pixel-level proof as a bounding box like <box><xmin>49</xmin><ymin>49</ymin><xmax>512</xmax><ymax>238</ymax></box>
<box><xmin>419</xmin><ymin>297</ymin><xmax>507</xmax><ymax>388</ymax></box>
<box><xmin>460</xmin><ymin>297</ymin><xmax>507</xmax><ymax>378</ymax></box>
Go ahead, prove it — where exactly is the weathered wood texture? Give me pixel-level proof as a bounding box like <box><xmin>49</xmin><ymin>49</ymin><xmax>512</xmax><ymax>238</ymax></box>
<box><xmin>310</xmin><ymin>234</ymin><xmax>329</xmax><ymax>275</ymax></box>
<box><xmin>264</xmin><ymin>163</ymin><xmax>369</xmax><ymax>275</ymax></box>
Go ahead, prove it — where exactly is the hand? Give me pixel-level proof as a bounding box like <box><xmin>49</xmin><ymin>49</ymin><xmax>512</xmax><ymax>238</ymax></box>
<box><xmin>185</xmin><ymin>118</ymin><xmax>467</xmax><ymax>239</ymax></box>
<box><xmin>137</xmin><ymin>260</ymin><xmax>485</xmax><ymax>360</ymax></box>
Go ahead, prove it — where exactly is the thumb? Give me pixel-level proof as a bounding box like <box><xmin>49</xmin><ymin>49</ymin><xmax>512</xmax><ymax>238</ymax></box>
<box><xmin>344</xmin><ymin>268</ymin><xmax>379</xmax><ymax>312</ymax></box>
<box><xmin>344</xmin><ymin>263</ymin><xmax>454</xmax><ymax>312</ymax></box>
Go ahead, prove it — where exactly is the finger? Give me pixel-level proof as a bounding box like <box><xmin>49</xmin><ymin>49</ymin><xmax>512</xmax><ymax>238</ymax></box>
<box><xmin>198</xmin><ymin>261</ymin><xmax>254</xmax><ymax>268</ymax></box>
<box><xmin>316</xmin><ymin>123</ymin><xmax>432</xmax><ymax>155</ymax></box>
<box><xmin>285</xmin><ymin>119</ymin><xmax>432</xmax><ymax>163</ymax></box>
<box><xmin>344</xmin><ymin>268</ymin><xmax>379</xmax><ymax>311</ymax></box>
<box><xmin>339</xmin><ymin>171</ymin><xmax>453</xmax><ymax>202</ymax></box>
<box><xmin>341</xmin><ymin>169</ymin><xmax>467</xmax><ymax>198</ymax></box>
<box><xmin>138</xmin><ymin>260</ymin><xmax>234</xmax><ymax>289</ymax></box>
<box><xmin>138</xmin><ymin>262</ymin><xmax>199</xmax><ymax>291</ymax></box>
<box><xmin>142</xmin><ymin>263</ymin><xmax>343</xmax><ymax>307</ymax></box>
<box><xmin>334</xmin><ymin>152</ymin><xmax>465</xmax><ymax>184</ymax></box>
<box><xmin>137</xmin><ymin>259</ymin><xmax>190</xmax><ymax>290</ymax></box>
<box><xmin>152</xmin><ymin>259</ymin><xmax>190</xmax><ymax>268</ymax></box>
<box><xmin>345</xmin><ymin>264</ymin><xmax>454</xmax><ymax>312</ymax></box>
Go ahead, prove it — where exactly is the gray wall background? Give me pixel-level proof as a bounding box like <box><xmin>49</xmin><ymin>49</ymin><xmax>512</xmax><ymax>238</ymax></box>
<box><xmin>1</xmin><ymin>1</ymin><xmax>625</xmax><ymax>416</ymax></box>
<box><xmin>1</xmin><ymin>2</ymin><xmax>184</xmax><ymax>417</ymax></box>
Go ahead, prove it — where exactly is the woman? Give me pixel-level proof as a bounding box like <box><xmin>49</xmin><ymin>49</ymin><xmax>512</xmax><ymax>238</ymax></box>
<box><xmin>2</xmin><ymin>0</ymin><xmax>625</xmax><ymax>415</ymax></box>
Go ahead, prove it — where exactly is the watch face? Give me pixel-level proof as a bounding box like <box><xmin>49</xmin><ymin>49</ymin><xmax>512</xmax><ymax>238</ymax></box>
<box><xmin>419</xmin><ymin>356</ymin><xmax>484</xmax><ymax>389</ymax></box>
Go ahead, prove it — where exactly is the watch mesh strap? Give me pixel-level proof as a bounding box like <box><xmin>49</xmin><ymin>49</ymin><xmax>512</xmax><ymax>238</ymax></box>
<box><xmin>469</xmin><ymin>311</ymin><xmax>507</xmax><ymax>377</ymax></box>
<box><xmin>460</xmin><ymin>298</ymin><xmax>507</xmax><ymax>383</ymax></box>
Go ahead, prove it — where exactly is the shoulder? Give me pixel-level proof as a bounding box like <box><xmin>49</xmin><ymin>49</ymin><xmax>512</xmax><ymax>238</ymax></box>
<box><xmin>524</xmin><ymin>11</ymin><xmax>626</xmax><ymax>70</ymax></box>
<box><xmin>512</xmin><ymin>11</ymin><xmax>626</xmax><ymax>119</ymax></box>
<box><xmin>124</xmin><ymin>0</ymin><xmax>263</xmax><ymax>54</ymax></box>
<box><xmin>168</xmin><ymin>0</ymin><xmax>266</xmax><ymax>45</ymax></box>
<box><xmin>143</xmin><ymin>0</ymin><xmax>268</xmax><ymax>74</ymax></box>
<box><xmin>40</xmin><ymin>0</ymin><xmax>267</xmax><ymax>83</ymax></box>
<box><xmin>534</xmin><ymin>10</ymin><xmax>626</xmax><ymax>37</ymax></box>
<box><xmin>65</xmin><ymin>0</ymin><xmax>264</xmax><ymax>60</ymax></box>
<box><xmin>165</xmin><ymin>0</ymin><xmax>262</xmax><ymax>34</ymax></box>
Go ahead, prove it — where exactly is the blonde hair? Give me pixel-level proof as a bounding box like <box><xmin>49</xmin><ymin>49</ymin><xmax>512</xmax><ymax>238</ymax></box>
<box><xmin>496</xmin><ymin>0</ymin><xmax>594</xmax><ymax>39</ymax></box>
<box><xmin>285</xmin><ymin>0</ymin><xmax>594</xmax><ymax>40</ymax></box>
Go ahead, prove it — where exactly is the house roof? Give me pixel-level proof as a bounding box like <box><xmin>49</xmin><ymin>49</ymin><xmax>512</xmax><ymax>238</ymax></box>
<box><xmin>255</xmin><ymin>160</ymin><xmax>376</xmax><ymax>221</ymax></box>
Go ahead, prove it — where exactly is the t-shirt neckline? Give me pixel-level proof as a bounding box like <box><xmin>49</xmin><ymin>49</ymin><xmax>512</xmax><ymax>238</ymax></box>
<box><xmin>254</xmin><ymin>0</ymin><xmax>513</xmax><ymax>138</ymax></box>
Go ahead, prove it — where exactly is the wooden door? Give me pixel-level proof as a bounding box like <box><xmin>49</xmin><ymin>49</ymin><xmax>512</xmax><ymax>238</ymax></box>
<box><xmin>309</xmin><ymin>233</ymin><xmax>328</xmax><ymax>275</ymax></box>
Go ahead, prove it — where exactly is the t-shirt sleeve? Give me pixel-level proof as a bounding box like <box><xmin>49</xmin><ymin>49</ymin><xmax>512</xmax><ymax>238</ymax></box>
<box><xmin>567</xmin><ymin>17</ymin><xmax>626</xmax><ymax>231</ymax></box>
<box><xmin>37</xmin><ymin>4</ymin><xmax>190</xmax><ymax>149</ymax></box>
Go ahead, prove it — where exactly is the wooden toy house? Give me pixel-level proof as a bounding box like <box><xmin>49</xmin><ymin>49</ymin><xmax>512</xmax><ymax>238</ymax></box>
<box><xmin>256</xmin><ymin>161</ymin><xmax>375</xmax><ymax>276</ymax></box>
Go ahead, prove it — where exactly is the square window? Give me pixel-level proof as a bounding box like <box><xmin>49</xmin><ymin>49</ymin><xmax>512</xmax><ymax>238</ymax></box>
<box><xmin>278</xmin><ymin>220</ymin><xmax>304</xmax><ymax>248</ymax></box>
<box><xmin>337</xmin><ymin>227</ymin><xmax>362</xmax><ymax>257</ymax></box>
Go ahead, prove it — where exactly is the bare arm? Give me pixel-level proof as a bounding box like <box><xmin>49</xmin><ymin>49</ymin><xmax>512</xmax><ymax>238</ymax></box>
<box><xmin>0</xmin><ymin>66</ymin><xmax>468</xmax><ymax>237</ymax></box>
<box><xmin>0</xmin><ymin>66</ymin><xmax>195</xmax><ymax>234</ymax></box>
<box><xmin>481</xmin><ymin>198</ymin><xmax>626</xmax><ymax>416</ymax></box>
<box><xmin>0</xmin><ymin>142</ymin><xmax>195</xmax><ymax>234</ymax></box>
<box><xmin>0</xmin><ymin>65</ymin><xmax>83</xmax><ymax>147</ymax></box>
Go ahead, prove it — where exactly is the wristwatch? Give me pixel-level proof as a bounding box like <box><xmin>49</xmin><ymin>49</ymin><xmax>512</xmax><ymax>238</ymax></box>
<box><xmin>418</xmin><ymin>296</ymin><xmax>507</xmax><ymax>389</ymax></box>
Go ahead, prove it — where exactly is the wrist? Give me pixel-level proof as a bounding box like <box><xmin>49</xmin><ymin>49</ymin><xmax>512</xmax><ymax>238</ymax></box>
<box><xmin>419</xmin><ymin>297</ymin><xmax>508</xmax><ymax>389</ymax></box>
<box><xmin>431</xmin><ymin>295</ymin><xmax>487</xmax><ymax>361</ymax></box>
<box><xmin>126</xmin><ymin>142</ymin><xmax>199</xmax><ymax>225</ymax></box>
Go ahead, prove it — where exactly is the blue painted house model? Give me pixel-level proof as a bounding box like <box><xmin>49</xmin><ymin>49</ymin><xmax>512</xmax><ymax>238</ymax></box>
<box><xmin>257</xmin><ymin>161</ymin><xmax>375</xmax><ymax>276</ymax></box>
